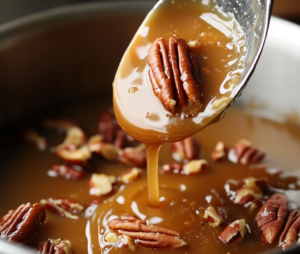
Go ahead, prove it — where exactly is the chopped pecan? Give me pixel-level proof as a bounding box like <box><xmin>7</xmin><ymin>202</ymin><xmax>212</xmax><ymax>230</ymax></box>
<box><xmin>219</xmin><ymin>219</ymin><xmax>247</xmax><ymax>243</ymax></box>
<box><xmin>20</xmin><ymin>128</ymin><xmax>47</xmax><ymax>150</ymax></box>
<box><xmin>234</xmin><ymin>177</ymin><xmax>268</xmax><ymax>205</ymax></box>
<box><xmin>162</xmin><ymin>160</ymin><xmax>206</xmax><ymax>175</ymax></box>
<box><xmin>211</xmin><ymin>141</ymin><xmax>227</xmax><ymax>162</ymax></box>
<box><xmin>108</xmin><ymin>214</ymin><xmax>187</xmax><ymax>249</ymax></box>
<box><xmin>121</xmin><ymin>234</ymin><xmax>137</xmax><ymax>251</ymax></box>
<box><xmin>183</xmin><ymin>159</ymin><xmax>207</xmax><ymax>175</ymax></box>
<box><xmin>38</xmin><ymin>238</ymin><xmax>74</xmax><ymax>254</ymax></box>
<box><xmin>228</xmin><ymin>139</ymin><xmax>265</xmax><ymax>164</ymax></box>
<box><xmin>118</xmin><ymin>144</ymin><xmax>147</xmax><ymax>167</ymax></box>
<box><xmin>49</xmin><ymin>164</ymin><xmax>86</xmax><ymax>180</ymax></box>
<box><xmin>204</xmin><ymin>206</ymin><xmax>225</xmax><ymax>227</ymax></box>
<box><xmin>120</xmin><ymin>168</ymin><xmax>142</xmax><ymax>183</ymax></box>
<box><xmin>105</xmin><ymin>232</ymin><xmax>120</xmax><ymax>244</ymax></box>
<box><xmin>98</xmin><ymin>109</ymin><xmax>137</xmax><ymax>148</ymax></box>
<box><xmin>0</xmin><ymin>203</ymin><xmax>45</xmax><ymax>244</ymax></box>
<box><xmin>280</xmin><ymin>210</ymin><xmax>300</xmax><ymax>250</ymax></box>
<box><xmin>56</xmin><ymin>144</ymin><xmax>91</xmax><ymax>166</ymax></box>
<box><xmin>148</xmin><ymin>36</ymin><xmax>202</xmax><ymax>113</ymax></box>
<box><xmin>40</xmin><ymin>198</ymin><xmax>84</xmax><ymax>219</ymax></box>
<box><xmin>89</xmin><ymin>173</ymin><xmax>117</xmax><ymax>196</ymax></box>
<box><xmin>171</xmin><ymin>136</ymin><xmax>200</xmax><ymax>162</ymax></box>
<box><xmin>62</xmin><ymin>126</ymin><xmax>87</xmax><ymax>147</ymax></box>
<box><xmin>256</xmin><ymin>194</ymin><xmax>288</xmax><ymax>243</ymax></box>
<box><xmin>87</xmin><ymin>135</ymin><xmax>119</xmax><ymax>161</ymax></box>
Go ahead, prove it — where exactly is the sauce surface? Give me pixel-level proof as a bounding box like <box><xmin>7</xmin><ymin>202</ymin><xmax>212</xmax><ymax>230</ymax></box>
<box><xmin>1</xmin><ymin>100</ymin><xmax>300</xmax><ymax>253</ymax></box>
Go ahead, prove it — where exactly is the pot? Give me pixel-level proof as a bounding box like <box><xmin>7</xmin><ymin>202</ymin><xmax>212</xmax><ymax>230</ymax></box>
<box><xmin>0</xmin><ymin>2</ymin><xmax>299</xmax><ymax>254</ymax></box>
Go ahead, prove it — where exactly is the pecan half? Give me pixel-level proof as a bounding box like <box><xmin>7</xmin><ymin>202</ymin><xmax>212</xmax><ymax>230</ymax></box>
<box><xmin>40</xmin><ymin>198</ymin><xmax>84</xmax><ymax>219</ymax></box>
<box><xmin>219</xmin><ymin>219</ymin><xmax>247</xmax><ymax>244</ymax></box>
<box><xmin>0</xmin><ymin>203</ymin><xmax>45</xmax><ymax>244</ymax></box>
<box><xmin>279</xmin><ymin>210</ymin><xmax>300</xmax><ymax>250</ymax></box>
<box><xmin>148</xmin><ymin>36</ymin><xmax>202</xmax><ymax>113</ymax></box>
<box><xmin>228</xmin><ymin>139</ymin><xmax>265</xmax><ymax>164</ymax></box>
<box><xmin>211</xmin><ymin>141</ymin><xmax>227</xmax><ymax>162</ymax></box>
<box><xmin>118</xmin><ymin>144</ymin><xmax>147</xmax><ymax>167</ymax></box>
<box><xmin>256</xmin><ymin>194</ymin><xmax>288</xmax><ymax>243</ymax></box>
<box><xmin>98</xmin><ymin>109</ymin><xmax>137</xmax><ymax>148</ymax></box>
<box><xmin>171</xmin><ymin>136</ymin><xmax>200</xmax><ymax>162</ymax></box>
<box><xmin>49</xmin><ymin>164</ymin><xmax>86</xmax><ymax>180</ymax></box>
<box><xmin>108</xmin><ymin>215</ymin><xmax>187</xmax><ymax>249</ymax></box>
<box><xmin>38</xmin><ymin>238</ymin><xmax>74</xmax><ymax>254</ymax></box>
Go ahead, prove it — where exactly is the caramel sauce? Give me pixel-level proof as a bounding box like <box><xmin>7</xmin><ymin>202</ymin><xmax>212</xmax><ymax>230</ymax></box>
<box><xmin>1</xmin><ymin>100</ymin><xmax>300</xmax><ymax>254</ymax></box>
<box><xmin>113</xmin><ymin>1</ymin><xmax>246</xmax><ymax>206</ymax></box>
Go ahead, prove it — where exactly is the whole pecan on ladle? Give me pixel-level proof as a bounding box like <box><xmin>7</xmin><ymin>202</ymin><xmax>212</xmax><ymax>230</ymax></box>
<box><xmin>148</xmin><ymin>36</ymin><xmax>202</xmax><ymax>113</ymax></box>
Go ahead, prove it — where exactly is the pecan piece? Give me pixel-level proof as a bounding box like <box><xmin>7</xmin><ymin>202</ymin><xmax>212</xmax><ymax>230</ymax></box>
<box><xmin>87</xmin><ymin>135</ymin><xmax>119</xmax><ymax>161</ymax></box>
<box><xmin>256</xmin><ymin>194</ymin><xmax>288</xmax><ymax>243</ymax></box>
<box><xmin>183</xmin><ymin>159</ymin><xmax>207</xmax><ymax>175</ymax></box>
<box><xmin>0</xmin><ymin>203</ymin><xmax>45</xmax><ymax>244</ymax></box>
<box><xmin>204</xmin><ymin>206</ymin><xmax>225</xmax><ymax>227</ymax></box>
<box><xmin>119</xmin><ymin>168</ymin><xmax>142</xmax><ymax>183</ymax></box>
<box><xmin>118</xmin><ymin>144</ymin><xmax>147</xmax><ymax>167</ymax></box>
<box><xmin>38</xmin><ymin>238</ymin><xmax>74</xmax><ymax>254</ymax></box>
<box><xmin>279</xmin><ymin>210</ymin><xmax>300</xmax><ymax>250</ymax></box>
<box><xmin>98</xmin><ymin>109</ymin><xmax>137</xmax><ymax>148</ymax></box>
<box><xmin>219</xmin><ymin>219</ymin><xmax>247</xmax><ymax>244</ymax></box>
<box><xmin>228</xmin><ymin>139</ymin><xmax>265</xmax><ymax>164</ymax></box>
<box><xmin>89</xmin><ymin>173</ymin><xmax>117</xmax><ymax>196</ymax></box>
<box><xmin>108</xmin><ymin>215</ymin><xmax>187</xmax><ymax>249</ymax></box>
<box><xmin>40</xmin><ymin>198</ymin><xmax>84</xmax><ymax>219</ymax></box>
<box><xmin>49</xmin><ymin>164</ymin><xmax>86</xmax><ymax>180</ymax></box>
<box><xmin>56</xmin><ymin>144</ymin><xmax>91</xmax><ymax>166</ymax></box>
<box><xmin>234</xmin><ymin>177</ymin><xmax>268</xmax><ymax>205</ymax></box>
<box><xmin>171</xmin><ymin>136</ymin><xmax>200</xmax><ymax>162</ymax></box>
<box><xmin>211</xmin><ymin>141</ymin><xmax>227</xmax><ymax>162</ymax></box>
<box><xmin>148</xmin><ymin>36</ymin><xmax>202</xmax><ymax>113</ymax></box>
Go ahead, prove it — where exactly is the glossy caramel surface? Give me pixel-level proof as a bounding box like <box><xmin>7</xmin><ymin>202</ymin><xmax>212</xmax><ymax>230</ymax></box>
<box><xmin>1</xmin><ymin>100</ymin><xmax>300</xmax><ymax>253</ymax></box>
<box><xmin>113</xmin><ymin>0</ymin><xmax>246</xmax><ymax>143</ymax></box>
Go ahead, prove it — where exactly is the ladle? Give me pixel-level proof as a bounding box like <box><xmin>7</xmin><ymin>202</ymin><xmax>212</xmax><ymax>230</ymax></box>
<box><xmin>113</xmin><ymin>0</ymin><xmax>274</xmax><ymax>143</ymax></box>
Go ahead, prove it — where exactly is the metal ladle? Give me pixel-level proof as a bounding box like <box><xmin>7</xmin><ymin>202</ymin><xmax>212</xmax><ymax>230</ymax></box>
<box><xmin>113</xmin><ymin>0</ymin><xmax>275</xmax><ymax>143</ymax></box>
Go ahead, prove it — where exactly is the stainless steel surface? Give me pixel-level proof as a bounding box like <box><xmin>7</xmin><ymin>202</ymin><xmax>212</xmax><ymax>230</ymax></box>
<box><xmin>219</xmin><ymin>0</ymin><xmax>274</xmax><ymax>115</ymax></box>
<box><xmin>0</xmin><ymin>240</ymin><xmax>36</xmax><ymax>254</ymax></box>
<box><xmin>0</xmin><ymin>1</ymin><xmax>299</xmax><ymax>254</ymax></box>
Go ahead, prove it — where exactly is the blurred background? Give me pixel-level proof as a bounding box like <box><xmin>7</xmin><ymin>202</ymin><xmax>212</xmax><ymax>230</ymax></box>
<box><xmin>0</xmin><ymin>0</ymin><xmax>299</xmax><ymax>25</ymax></box>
